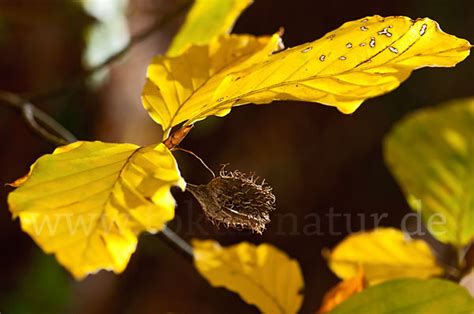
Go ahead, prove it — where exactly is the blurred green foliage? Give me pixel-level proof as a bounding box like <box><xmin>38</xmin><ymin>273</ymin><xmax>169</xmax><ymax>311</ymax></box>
<box><xmin>2</xmin><ymin>249</ymin><xmax>72</xmax><ymax>314</ymax></box>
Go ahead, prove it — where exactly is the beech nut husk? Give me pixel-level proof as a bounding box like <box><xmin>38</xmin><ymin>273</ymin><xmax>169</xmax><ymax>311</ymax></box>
<box><xmin>187</xmin><ymin>169</ymin><xmax>276</xmax><ymax>234</ymax></box>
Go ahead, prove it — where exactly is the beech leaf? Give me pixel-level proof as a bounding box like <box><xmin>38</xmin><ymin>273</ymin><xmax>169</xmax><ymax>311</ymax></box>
<box><xmin>384</xmin><ymin>98</ymin><xmax>474</xmax><ymax>246</ymax></box>
<box><xmin>8</xmin><ymin>141</ymin><xmax>184</xmax><ymax>279</ymax></box>
<box><xmin>330</xmin><ymin>278</ymin><xmax>474</xmax><ymax>314</ymax></box>
<box><xmin>167</xmin><ymin>0</ymin><xmax>253</xmax><ymax>57</ymax></box>
<box><xmin>142</xmin><ymin>15</ymin><xmax>470</xmax><ymax>137</ymax></box>
<box><xmin>143</xmin><ymin>33</ymin><xmax>283</xmax><ymax>138</ymax></box>
<box><xmin>193</xmin><ymin>239</ymin><xmax>304</xmax><ymax>314</ymax></box>
<box><xmin>325</xmin><ymin>228</ymin><xmax>443</xmax><ymax>285</ymax></box>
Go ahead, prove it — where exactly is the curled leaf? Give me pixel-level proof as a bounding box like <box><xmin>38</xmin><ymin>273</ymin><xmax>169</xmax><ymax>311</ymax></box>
<box><xmin>143</xmin><ymin>15</ymin><xmax>470</xmax><ymax>137</ymax></box>
<box><xmin>193</xmin><ymin>239</ymin><xmax>304</xmax><ymax>314</ymax></box>
<box><xmin>317</xmin><ymin>270</ymin><xmax>366</xmax><ymax>313</ymax></box>
<box><xmin>325</xmin><ymin>228</ymin><xmax>443</xmax><ymax>285</ymax></box>
<box><xmin>8</xmin><ymin>141</ymin><xmax>184</xmax><ymax>279</ymax></box>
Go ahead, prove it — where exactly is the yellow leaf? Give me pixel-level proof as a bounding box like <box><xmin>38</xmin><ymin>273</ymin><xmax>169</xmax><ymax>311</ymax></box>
<box><xmin>193</xmin><ymin>239</ymin><xmax>304</xmax><ymax>314</ymax></box>
<box><xmin>143</xmin><ymin>32</ymin><xmax>283</xmax><ymax>138</ymax></box>
<box><xmin>325</xmin><ymin>228</ymin><xmax>443</xmax><ymax>285</ymax></box>
<box><xmin>317</xmin><ymin>270</ymin><xmax>366</xmax><ymax>313</ymax></box>
<box><xmin>384</xmin><ymin>98</ymin><xmax>474</xmax><ymax>247</ymax></box>
<box><xmin>142</xmin><ymin>15</ymin><xmax>470</xmax><ymax>137</ymax></box>
<box><xmin>8</xmin><ymin>141</ymin><xmax>185</xmax><ymax>279</ymax></box>
<box><xmin>167</xmin><ymin>0</ymin><xmax>253</xmax><ymax>57</ymax></box>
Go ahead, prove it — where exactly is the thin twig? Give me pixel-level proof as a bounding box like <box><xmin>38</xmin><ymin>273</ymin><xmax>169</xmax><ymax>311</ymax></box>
<box><xmin>158</xmin><ymin>226</ymin><xmax>194</xmax><ymax>261</ymax></box>
<box><xmin>2</xmin><ymin>0</ymin><xmax>196</xmax><ymax>264</ymax></box>
<box><xmin>0</xmin><ymin>90</ymin><xmax>77</xmax><ymax>145</ymax></box>
<box><xmin>174</xmin><ymin>147</ymin><xmax>216</xmax><ymax>179</ymax></box>
<box><xmin>2</xmin><ymin>89</ymin><xmax>195</xmax><ymax>261</ymax></box>
<box><xmin>28</xmin><ymin>0</ymin><xmax>192</xmax><ymax>102</ymax></box>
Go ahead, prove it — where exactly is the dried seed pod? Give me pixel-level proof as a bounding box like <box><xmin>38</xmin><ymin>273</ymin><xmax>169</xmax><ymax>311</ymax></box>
<box><xmin>187</xmin><ymin>169</ymin><xmax>276</xmax><ymax>234</ymax></box>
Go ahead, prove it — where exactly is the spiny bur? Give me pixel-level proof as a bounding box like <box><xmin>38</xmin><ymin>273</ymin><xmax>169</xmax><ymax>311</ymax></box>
<box><xmin>187</xmin><ymin>169</ymin><xmax>276</xmax><ymax>234</ymax></box>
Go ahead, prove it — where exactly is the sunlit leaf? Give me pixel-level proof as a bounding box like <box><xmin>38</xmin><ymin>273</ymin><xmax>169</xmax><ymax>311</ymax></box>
<box><xmin>142</xmin><ymin>15</ymin><xmax>470</xmax><ymax>138</ymax></box>
<box><xmin>143</xmin><ymin>33</ymin><xmax>283</xmax><ymax>138</ymax></box>
<box><xmin>8</xmin><ymin>141</ymin><xmax>185</xmax><ymax>279</ymax></box>
<box><xmin>326</xmin><ymin>228</ymin><xmax>443</xmax><ymax>285</ymax></box>
<box><xmin>167</xmin><ymin>0</ymin><xmax>253</xmax><ymax>57</ymax></box>
<box><xmin>330</xmin><ymin>278</ymin><xmax>474</xmax><ymax>314</ymax></box>
<box><xmin>318</xmin><ymin>270</ymin><xmax>366</xmax><ymax>313</ymax></box>
<box><xmin>193</xmin><ymin>239</ymin><xmax>304</xmax><ymax>314</ymax></box>
<box><xmin>384</xmin><ymin>98</ymin><xmax>474</xmax><ymax>247</ymax></box>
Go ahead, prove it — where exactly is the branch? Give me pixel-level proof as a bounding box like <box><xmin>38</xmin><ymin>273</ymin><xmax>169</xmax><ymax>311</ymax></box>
<box><xmin>158</xmin><ymin>226</ymin><xmax>194</xmax><ymax>261</ymax></box>
<box><xmin>0</xmin><ymin>90</ymin><xmax>77</xmax><ymax>145</ymax></box>
<box><xmin>2</xmin><ymin>0</ymin><xmax>196</xmax><ymax>266</ymax></box>
<box><xmin>2</xmin><ymin>89</ymin><xmax>195</xmax><ymax>261</ymax></box>
<box><xmin>28</xmin><ymin>0</ymin><xmax>193</xmax><ymax>102</ymax></box>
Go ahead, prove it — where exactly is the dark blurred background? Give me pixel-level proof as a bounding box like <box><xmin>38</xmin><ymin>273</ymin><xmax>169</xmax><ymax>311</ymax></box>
<box><xmin>0</xmin><ymin>0</ymin><xmax>472</xmax><ymax>313</ymax></box>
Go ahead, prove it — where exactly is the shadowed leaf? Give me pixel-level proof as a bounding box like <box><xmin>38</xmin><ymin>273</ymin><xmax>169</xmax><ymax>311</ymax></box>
<box><xmin>330</xmin><ymin>278</ymin><xmax>474</xmax><ymax>314</ymax></box>
<box><xmin>385</xmin><ymin>98</ymin><xmax>474</xmax><ymax>246</ymax></box>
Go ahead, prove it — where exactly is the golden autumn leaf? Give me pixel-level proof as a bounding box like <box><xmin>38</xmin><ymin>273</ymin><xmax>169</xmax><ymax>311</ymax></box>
<box><xmin>142</xmin><ymin>15</ymin><xmax>470</xmax><ymax>137</ymax></box>
<box><xmin>317</xmin><ymin>270</ymin><xmax>366</xmax><ymax>313</ymax></box>
<box><xmin>193</xmin><ymin>239</ymin><xmax>304</xmax><ymax>314</ymax></box>
<box><xmin>143</xmin><ymin>33</ymin><xmax>283</xmax><ymax>138</ymax></box>
<box><xmin>8</xmin><ymin>141</ymin><xmax>185</xmax><ymax>279</ymax></box>
<box><xmin>384</xmin><ymin>98</ymin><xmax>474</xmax><ymax>247</ymax></box>
<box><xmin>167</xmin><ymin>0</ymin><xmax>253</xmax><ymax>57</ymax></box>
<box><xmin>325</xmin><ymin>228</ymin><xmax>443</xmax><ymax>285</ymax></box>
